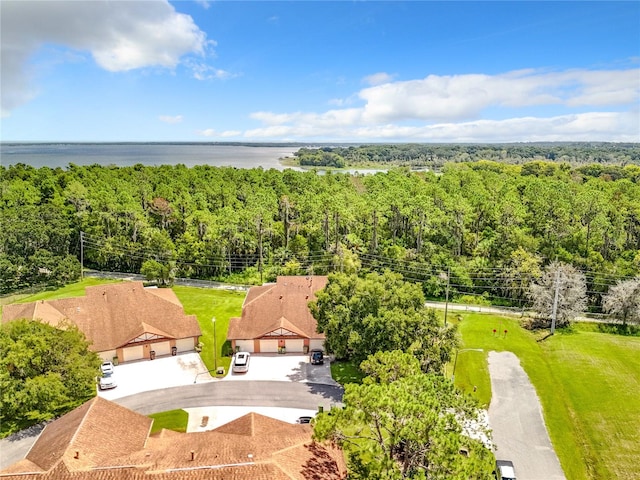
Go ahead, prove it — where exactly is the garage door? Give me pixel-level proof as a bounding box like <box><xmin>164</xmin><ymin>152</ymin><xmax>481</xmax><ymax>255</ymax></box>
<box><xmin>310</xmin><ymin>339</ymin><xmax>325</xmax><ymax>351</ymax></box>
<box><xmin>235</xmin><ymin>340</ymin><xmax>254</xmax><ymax>353</ymax></box>
<box><xmin>152</xmin><ymin>341</ymin><xmax>171</xmax><ymax>357</ymax></box>
<box><xmin>122</xmin><ymin>345</ymin><xmax>144</xmax><ymax>362</ymax></box>
<box><xmin>176</xmin><ymin>337</ymin><xmax>195</xmax><ymax>352</ymax></box>
<box><xmin>259</xmin><ymin>339</ymin><xmax>279</xmax><ymax>353</ymax></box>
<box><xmin>285</xmin><ymin>339</ymin><xmax>304</xmax><ymax>352</ymax></box>
<box><xmin>99</xmin><ymin>350</ymin><xmax>116</xmax><ymax>362</ymax></box>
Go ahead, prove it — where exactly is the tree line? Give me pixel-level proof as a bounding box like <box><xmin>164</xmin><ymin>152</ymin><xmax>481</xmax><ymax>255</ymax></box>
<box><xmin>1</xmin><ymin>161</ymin><xmax>639</xmax><ymax>313</ymax></box>
<box><xmin>292</xmin><ymin>143</ymin><xmax>640</xmax><ymax>171</ymax></box>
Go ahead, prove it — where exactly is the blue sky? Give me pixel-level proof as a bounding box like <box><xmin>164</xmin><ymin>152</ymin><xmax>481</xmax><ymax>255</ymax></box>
<box><xmin>1</xmin><ymin>1</ymin><xmax>638</xmax><ymax>142</ymax></box>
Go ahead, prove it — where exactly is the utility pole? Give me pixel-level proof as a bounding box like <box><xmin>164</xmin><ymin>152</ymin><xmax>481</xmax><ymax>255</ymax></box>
<box><xmin>443</xmin><ymin>267</ymin><xmax>451</xmax><ymax>325</ymax></box>
<box><xmin>80</xmin><ymin>231</ymin><xmax>84</xmax><ymax>280</ymax></box>
<box><xmin>257</xmin><ymin>216</ymin><xmax>263</xmax><ymax>284</ymax></box>
<box><xmin>551</xmin><ymin>268</ymin><xmax>560</xmax><ymax>335</ymax></box>
<box><xmin>212</xmin><ymin>316</ymin><xmax>217</xmax><ymax>372</ymax></box>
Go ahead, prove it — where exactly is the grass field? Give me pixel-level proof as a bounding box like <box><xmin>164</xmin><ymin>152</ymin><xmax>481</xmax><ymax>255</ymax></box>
<box><xmin>330</xmin><ymin>359</ymin><xmax>366</xmax><ymax>385</ymax></box>
<box><xmin>454</xmin><ymin>313</ymin><xmax>640</xmax><ymax>480</ymax></box>
<box><xmin>0</xmin><ymin>277</ymin><xmax>121</xmax><ymax>310</ymax></box>
<box><xmin>172</xmin><ymin>286</ymin><xmax>245</xmax><ymax>373</ymax></box>
<box><xmin>148</xmin><ymin>409</ymin><xmax>189</xmax><ymax>434</ymax></box>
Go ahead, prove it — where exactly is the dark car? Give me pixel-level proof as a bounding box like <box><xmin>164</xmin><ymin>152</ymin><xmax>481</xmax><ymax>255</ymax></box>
<box><xmin>296</xmin><ymin>416</ymin><xmax>313</xmax><ymax>424</ymax></box>
<box><xmin>309</xmin><ymin>349</ymin><xmax>324</xmax><ymax>365</ymax></box>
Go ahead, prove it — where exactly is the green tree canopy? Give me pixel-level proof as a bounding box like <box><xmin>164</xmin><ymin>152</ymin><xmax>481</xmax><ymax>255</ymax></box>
<box><xmin>313</xmin><ymin>351</ymin><xmax>494</xmax><ymax>479</ymax></box>
<box><xmin>0</xmin><ymin>319</ymin><xmax>101</xmax><ymax>437</ymax></box>
<box><xmin>309</xmin><ymin>271</ymin><xmax>457</xmax><ymax>372</ymax></box>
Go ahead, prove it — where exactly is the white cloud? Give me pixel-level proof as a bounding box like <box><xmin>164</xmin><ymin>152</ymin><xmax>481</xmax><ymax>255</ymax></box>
<box><xmin>357</xmin><ymin>68</ymin><xmax>639</xmax><ymax>123</ymax></box>
<box><xmin>242</xmin><ymin>111</ymin><xmax>639</xmax><ymax>143</ymax></box>
<box><xmin>159</xmin><ymin>115</ymin><xmax>183</xmax><ymax>124</ymax></box>
<box><xmin>195</xmin><ymin>1</ymin><xmax>212</xmax><ymax>9</ymax></box>
<box><xmin>362</xmin><ymin>72</ymin><xmax>396</xmax><ymax>86</ymax></box>
<box><xmin>242</xmin><ymin>67</ymin><xmax>639</xmax><ymax>142</ymax></box>
<box><xmin>186</xmin><ymin>60</ymin><xmax>236</xmax><ymax>81</ymax></box>
<box><xmin>196</xmin><ymin>128</ymin><xmax>242</xmax><ymax>138</ymax></box>
<box><xmin>1</xmin><ymin>0</ymin><xmax>209</xmax><ymax>115</ymax></box>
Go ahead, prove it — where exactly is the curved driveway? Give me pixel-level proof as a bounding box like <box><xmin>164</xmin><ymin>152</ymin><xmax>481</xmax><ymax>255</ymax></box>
<box><xmin>115</xmin><ymin>380</ymin><xmax>343</xmax><ymax>414</ymax></box>
<box><xmin>488</xmin><ymin>351</ymin><xmax>565</xmax><ymax>480</ymax></box>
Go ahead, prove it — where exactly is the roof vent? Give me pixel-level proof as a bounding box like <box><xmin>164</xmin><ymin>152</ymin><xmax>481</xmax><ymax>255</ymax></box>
<box><xmin>279</xmin><ymin>295</ymin><xmax>283</xmax><ymax>300</ymax></box>
<box><xmin>190</xmin><ymin>450</ymin><xmax>195</xmax><ymax>461</ymax></box>
<box><xmin>74</xmin><ymin>451</ymin><xmax>80</xmax><ymax>459</ymax></box>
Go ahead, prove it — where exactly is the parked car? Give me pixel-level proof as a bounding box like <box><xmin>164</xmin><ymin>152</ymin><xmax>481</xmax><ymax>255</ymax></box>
<box><xmin>296</xmin><ymin>416</ymin><xmax>313</xmax><ymax>424</ymax></box>
<box><xmin>495</xmin><ymin>460</ymin><xmax>516</xmax><ymax>480</ymax></box>
<box><xmin>232</xmin><ymin>352</ymin><xmax>251</xmax><ymax>373</ymax></box>
<box><xmin>101</xmin><ymin>361</ymin><xmax>114</xmax><ymax>375</ymax></box>
<box><xmin>309</xmin><ymin>349</ymin><xmax>324</xmax><ymax>365</ymax></box>
<box><xmin>99</xmin><ymin>372</ymin><xmax>117</xmax><ymax>391</ymax></box>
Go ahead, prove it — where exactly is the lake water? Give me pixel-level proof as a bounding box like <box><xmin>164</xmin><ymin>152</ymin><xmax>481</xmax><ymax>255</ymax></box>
<box><xmin>0</xmin><ymin>143</ymin><xmax>303</xmax><ymax>170</ymax></box>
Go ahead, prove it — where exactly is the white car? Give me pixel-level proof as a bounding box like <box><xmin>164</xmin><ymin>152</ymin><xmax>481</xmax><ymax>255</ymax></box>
<box><xmin>232</xmin><ymin>352</ymin><xmax>250</xmax><ymax>373</ymax></box>
<box><xmin>99</xmin><ymin>373</ymin><xmax>117</xmax><ymax>390</ymax></box>
<box><xmin>495</xmin><ymin>460</ymin><xmax>516</xmax><ymax>480</ymax></box>
<box><xmin>101</xmin><ymin>361</ymin><xmax>114</xmax><ymax>375</ymax></box>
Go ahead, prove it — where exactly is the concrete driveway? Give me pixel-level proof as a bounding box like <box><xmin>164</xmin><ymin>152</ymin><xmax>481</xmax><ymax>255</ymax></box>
<box><xmin>488</xmin><ymin>351</ymin><xmax>565</xmax><ymax>480</ymax></box>
<box><xmin>97</xmin><ymin>352</ymin><xmax>213</xmax><ymax>400</ymax></box>
<box><xmin>222</xmin><ymin>353</ymin><xmax>338</xmax><ymax>386</ymax></box>
<box><xmin>185</xmin><ymin>406</ymin><xmax>319</xmax><ymax>432</ymax></box>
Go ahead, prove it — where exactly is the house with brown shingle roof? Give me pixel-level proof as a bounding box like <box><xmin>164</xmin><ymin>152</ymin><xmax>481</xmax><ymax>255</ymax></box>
<box><xmin>227</xmin><ymin>276</ymin><xmax>328</xmax><ymax>353</ymax></box>
<box><xmin>1</xmin><ymin>282</ymin><xmax>201</xmax><ymax>363</ymax></box>
<box><xmin>0</xmin><ymin>397</ymin><xmax>347</xmax><ymax>480</ymax></box>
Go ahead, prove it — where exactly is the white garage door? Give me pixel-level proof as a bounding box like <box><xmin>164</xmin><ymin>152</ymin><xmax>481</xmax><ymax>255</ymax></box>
<box><xmin>310</xmin><ymin>339</ymin><xmax>325</xmax><ymax>351</ymax></box>
<box><xmin>99</xmin><ymin>350</ymin><xmax>116</xmax><ymax>362</ymax></box>
<box><xmin>176</xmin><ymin>337</ymin><xmax>195</xmax><ymax>352</ymax></box>
<box><xmin>285</xmin><ymin>339</ymin><xmax>304</xmax><ymax>352</ymax></box>
<box><xmin>259</xmin><ymin>339</ymin><xmax>279</xmax><ymax>353</ymax></box>
<box><xmin>152</xmin><ymin>341</ymin><xmax>171</xmax><ymax>357</ymax></box>
<box><xmin>235</xmin><ymin>340</ymin><xmax>254</xmax><ymax>353</ymax></box>
<box><xmin>122</xmin><ymin>345</ymin><xmax>144</xmax><ymax>362</ymax></box>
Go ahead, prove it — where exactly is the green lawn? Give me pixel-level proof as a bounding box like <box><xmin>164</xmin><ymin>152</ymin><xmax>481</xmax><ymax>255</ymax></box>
<box><xmin>148</xmin><ymin>409</ymin><xmax>189</xmax><ymax>434</ymax></box>
<box><xmin>0</xmin><ymin>277</ymin><xmax>121</xmax><ymax>310</ymax></box>
<box><xmin>330</xmin><ymin>359</ymin><xmax>365</xmax><ymax>385</ymax></box>
<box><xmin>172</xmin><ymin>286</ymin><xmax>245</xmax><ymax>374</ymax></box>
<box><xmin>454</xmin><ymin>313</ymin><xmax>640</xmax><ymax>480</ymax></box>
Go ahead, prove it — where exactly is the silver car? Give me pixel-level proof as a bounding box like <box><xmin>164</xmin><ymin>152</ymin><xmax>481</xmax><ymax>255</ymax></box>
<box><xmin>232</xmin><ymin>352</ymin><xmax>250</xmax><ymax>373</ymax></box>
<box><xmin>99</xmin><ymin>372</ymin><xmax>117</xmax><ymax>390</ymax></box>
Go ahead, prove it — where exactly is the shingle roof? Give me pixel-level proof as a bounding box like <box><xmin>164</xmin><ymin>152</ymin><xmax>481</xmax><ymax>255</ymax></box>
<box><xmin>0</xmin><ymin>401</ymin><xmax>346</xmax><ymax>480</ymax></box>
<box><xmin>9</xmin><ymin>397</ymin><xmax>152</xmax><ymax>474</ymax></box>
<box><xmin>1</xmin><ymin>282</ymin><xmax>201</xmax><ymax>352</ymax></box>
<box><xmin>227</xmin><ymin>276</ymin><xmax>328</xmax><ymax>340</ymax></box>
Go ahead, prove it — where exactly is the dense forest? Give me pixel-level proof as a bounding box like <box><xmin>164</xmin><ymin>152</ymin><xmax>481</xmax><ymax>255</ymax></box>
<box><xmin>1</xmin><ymin>160</ymin><xmax>639</xmax><ymax>313</ymax></box>
<box><xmin>292</xmin><ymin>143</ymin><xmax>640</xmax><ymax>170</ymax></box>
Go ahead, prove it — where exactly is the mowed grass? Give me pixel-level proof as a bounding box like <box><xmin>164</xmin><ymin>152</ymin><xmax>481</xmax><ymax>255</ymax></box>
<box><xmin>454</xmin><ymin>313</ymin><xmax>640</xmax><ymax>480</ymax></box>
<box><xmin>0</xmin><ymin>277</ymin><xmax>121</xmax><ymax>310</ymax></box>
<box><xmin>149</xmin><ymin>409</ymin><xmax>189</xmax><ymax>434</ymax></box>
<box><xmin>172</xmin><ymin>286</ymin><xmax>245</xmax><ymax>374</ymax></box>
<box><xmin>331</xmin><ymin>360</ymin><xmax>366</xmax><ymax>385</ymax></box>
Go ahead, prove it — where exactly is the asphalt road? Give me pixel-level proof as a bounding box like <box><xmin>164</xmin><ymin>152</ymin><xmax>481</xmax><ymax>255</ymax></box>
<box><xmin>488</xmin><ymin>351</ymin><xmax>566</xmax><ymax>480</ymax></box>
<box><xmin>115</xmin><ymin>380</ymin><xmax>344</xmax><ymax>415</ymax></box>
<box><xmin>0</xmin><ymin>380</ymin><xmax>343</xmax><ymax>470</ymax></box>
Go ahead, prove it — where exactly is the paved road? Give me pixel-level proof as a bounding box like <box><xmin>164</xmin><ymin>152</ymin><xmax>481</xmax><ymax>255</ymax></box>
<box><xmin>424</xmin><ymin>300</ymin><xmax>606</xmax><ymax>323</ymax></box>
<box><xmin>488</xmin><ymin>351</ymin><xmax>565</xmax><ymax>480</ymax></box>
<box><xmin>115</xmin><ymin>380</ymin><xmax>343</xmax><ymax>415</ymax></box>
<box><xmin>0</xmin><ymin>380</ymin><xmax>343</xmax><ymax>470</ymax></box>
